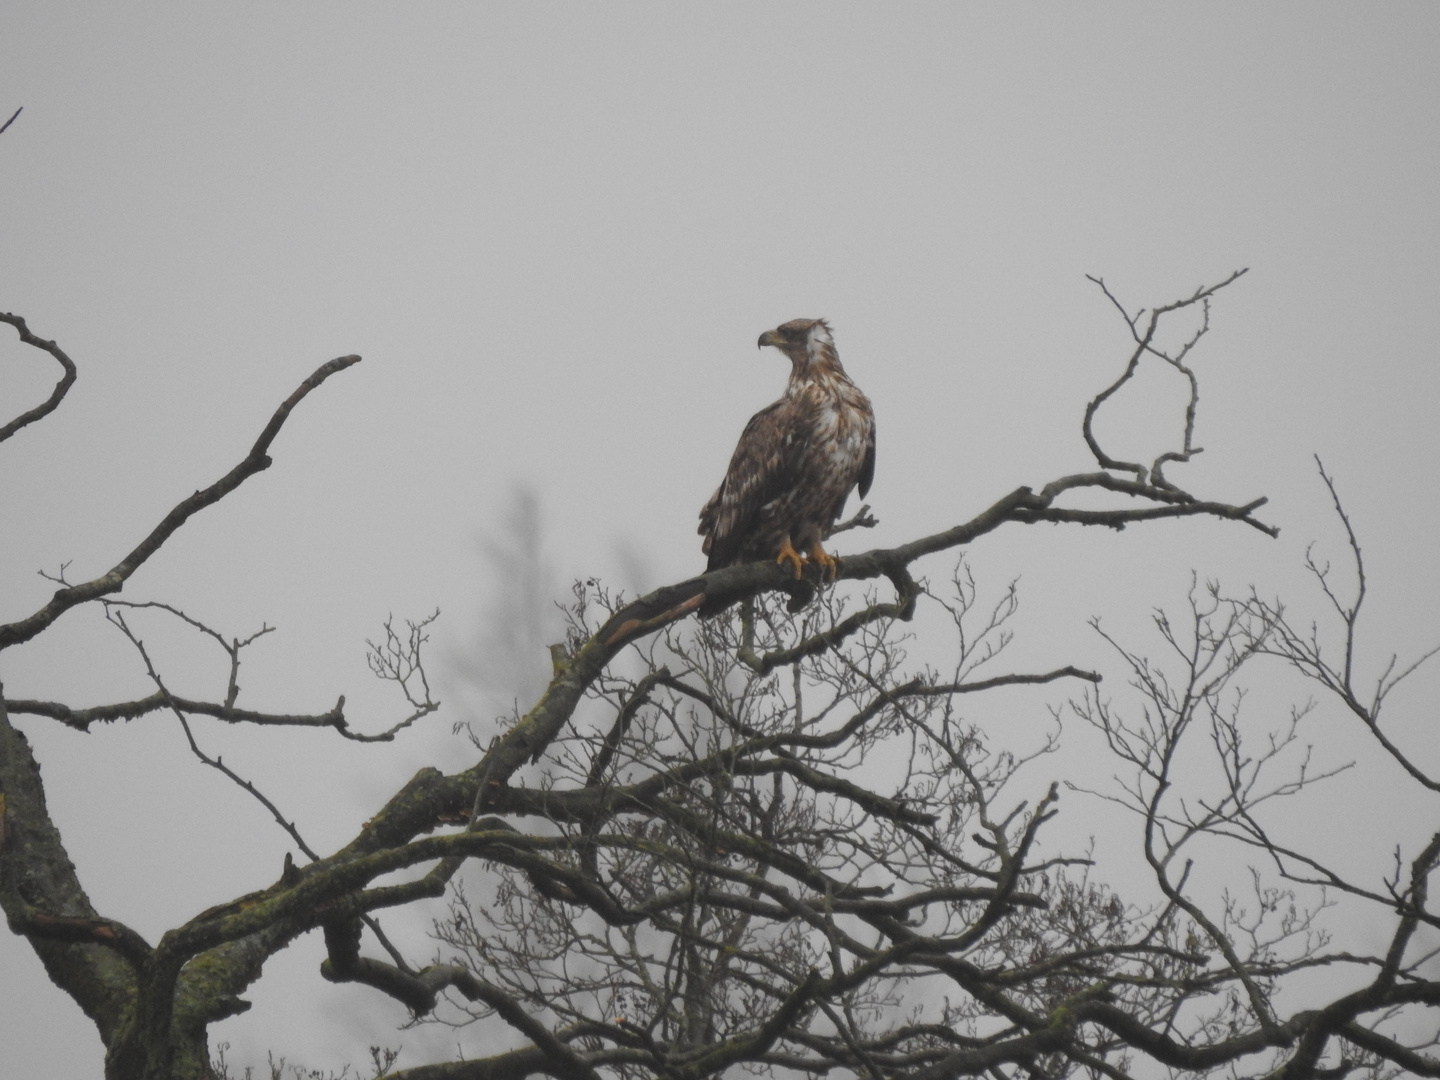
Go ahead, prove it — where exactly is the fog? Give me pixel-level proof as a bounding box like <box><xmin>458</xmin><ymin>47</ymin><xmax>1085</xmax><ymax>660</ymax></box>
<box><xmin>2</xmin><ymin>5</ymin><xmax>1437</xmax><ymax>1076</ymax></box>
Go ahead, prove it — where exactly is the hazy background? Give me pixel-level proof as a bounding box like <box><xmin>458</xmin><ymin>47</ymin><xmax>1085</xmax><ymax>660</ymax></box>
<box><xmin>2</xmin><ymin>4</ymin><xmax>1438</xmax><ymax>1076</ymax></box>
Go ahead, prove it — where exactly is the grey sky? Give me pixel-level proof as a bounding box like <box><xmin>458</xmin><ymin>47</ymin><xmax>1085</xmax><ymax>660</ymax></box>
<box><xmin>3</xmin><ymin>4</ymin><xmax>1438</xmax><ymax>1075</ymax></box>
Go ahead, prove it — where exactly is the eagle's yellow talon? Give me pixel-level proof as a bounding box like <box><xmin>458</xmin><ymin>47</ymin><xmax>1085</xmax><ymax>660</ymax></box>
<box><xmin>808</xmin><ymin>543</ymin><xmax>840</xmax><ymax>581</ymax></box>
<box><xmin>776</xmin><ymin>538</ymin><xmax>804</xmax><ymax>579</ymax></box>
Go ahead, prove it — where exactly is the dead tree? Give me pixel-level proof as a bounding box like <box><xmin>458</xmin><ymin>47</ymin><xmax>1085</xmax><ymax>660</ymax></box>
<box><xmin>8</xmin><ymin>274</ymin><xmax>1430</xmax><ymax>1079</ymax></box>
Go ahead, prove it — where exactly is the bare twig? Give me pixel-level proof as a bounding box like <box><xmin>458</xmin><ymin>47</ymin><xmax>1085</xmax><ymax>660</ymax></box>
<box><xmin>828</xmin><ymin>503</ymin><xmax>878</xmax><ymax>536</ymax></box>
<box><xmin>0</xmin><ymin>311</ymin><xmax>79</xmax><ymax>443</ymax></box>
<box><xmin>364</xmin><ymin>611</ymin><xmax>442</xmax><ymax>737</ymax></box>
<box><xmin>8</xmin><ymin>598</ymin><xmax>435</xmax><ymax>741</ymax></box>
<box><xmin>105</xmin><ymin>607</ymin><xmax>322</xmax><ymax>862</ymax></box>
<box><xmin>1082</xmin><ymin>270</ymin><xmax>1248</xmax><ymax>489</ymax></box>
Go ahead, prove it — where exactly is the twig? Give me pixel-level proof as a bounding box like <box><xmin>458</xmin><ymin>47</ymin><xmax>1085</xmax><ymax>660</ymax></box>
<box><xmin>1082</xmin><ymin>271</ymin><xmax>1247</xmax><ymax>489</ymax></box>
<box><xmin>0</xmin><ymin>311</ymin><xmax>79</xmax><ymax>444</ymax></box>
<box><xmin>105</xmin><ymin>607</ymin><xmax>322</xmax><ymax>862</ymax></box>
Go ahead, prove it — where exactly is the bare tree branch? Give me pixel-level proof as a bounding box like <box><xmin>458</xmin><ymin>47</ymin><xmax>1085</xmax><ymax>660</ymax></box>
<box><xmin>1082</xmin><ymin>269</ymin><xmax>1248</xmax><ymax>488</ymax></box>
<box><xmin>0</xmin><ymin>311</ymin><xmax>79</xmax><ymax>443</ymax></box>
<box><xmin>104</xmin><ymin>606</ymin><xmax>325</xmax><ymax>863</ymax></box>
<box><xmin>0</xmin><ymin>351</ymin><xmax>361</xmax><ymax>651</ymax></box>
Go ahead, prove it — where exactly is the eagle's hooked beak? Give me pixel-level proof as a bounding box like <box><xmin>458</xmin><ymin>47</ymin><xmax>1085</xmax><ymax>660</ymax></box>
<box><xmin>757</xmin><ymin>329</ymin><xmax>781</xmax><ymax>349</ymax></box>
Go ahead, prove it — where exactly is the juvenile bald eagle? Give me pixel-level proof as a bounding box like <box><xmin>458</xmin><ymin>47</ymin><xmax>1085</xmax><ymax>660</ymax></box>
<box><xmin>699</xmin><ymin>318</ymin><xmax>876</xmax><ymax>586</ymax></box>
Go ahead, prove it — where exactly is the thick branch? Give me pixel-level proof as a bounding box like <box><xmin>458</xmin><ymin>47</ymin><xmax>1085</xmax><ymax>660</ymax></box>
<box><xmin>635</xmin><ymin>475</ymin><xmax>1273</xmax><ymax>636</ymax></box>
<box><xmin>0</xmin><ymin>696</ymin><xmax>140</xmax><ymax>1045</ymax></box>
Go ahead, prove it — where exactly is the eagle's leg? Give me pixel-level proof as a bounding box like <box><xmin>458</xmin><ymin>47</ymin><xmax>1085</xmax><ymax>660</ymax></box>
<box><xmin>807</xmin><ymin>542</ymin><xmax>840</xmax><ymax>581</ymax></box>
<box><xmin>775</xmin><ymin>537</ymin><xmax>804</xmax><ymax>579</ymax></box>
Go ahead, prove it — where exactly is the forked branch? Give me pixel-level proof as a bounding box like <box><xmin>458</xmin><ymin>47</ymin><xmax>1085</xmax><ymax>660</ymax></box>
<box><xmin>1083</xmin><ymin>269</ymin><xmax>1248</xmax><ymax>489</ymax></box>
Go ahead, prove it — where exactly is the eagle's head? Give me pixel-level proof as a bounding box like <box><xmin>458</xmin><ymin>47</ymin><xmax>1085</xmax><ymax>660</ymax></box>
<box><xmin>758</xmin><ymin>318</ymin><xmax>836</xmax><ymax>373</ymax></box>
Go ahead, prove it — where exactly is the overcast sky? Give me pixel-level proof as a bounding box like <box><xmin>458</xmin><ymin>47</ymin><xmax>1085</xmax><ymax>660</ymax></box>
<box><xmin>3</xmin><ymin>5</ymin><xmax>1438</xmax><ymax>1077</ymax></box>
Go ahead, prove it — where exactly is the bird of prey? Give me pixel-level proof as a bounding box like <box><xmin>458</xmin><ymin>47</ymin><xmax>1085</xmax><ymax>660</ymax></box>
<box><xmin>699</xmin><ymin>318</ymin><xmax>876</xmax><ymax>586</ymax></box>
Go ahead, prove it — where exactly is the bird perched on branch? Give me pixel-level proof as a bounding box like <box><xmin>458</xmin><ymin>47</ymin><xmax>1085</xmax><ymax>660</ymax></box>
<box><xmin>699</xmin><ymin>318</ymin><xmax>876</xmax><ymax>588</ymax></box>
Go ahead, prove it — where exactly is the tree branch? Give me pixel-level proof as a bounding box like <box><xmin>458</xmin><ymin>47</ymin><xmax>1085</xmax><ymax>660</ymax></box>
<box><xmin>0</xmin><ymin>696</ymin><xmax>141</xmax><ymax>1046</ymax></box>
<box><xmin>0</xmin><ymin>311</ymin><xmax>79</xmax><ymax>444</ymax></box>
<box><xmin>0</xmin><ymin>352</ymin><xmax>361</xmax><ymax>651</ymax></box>
<box><xmin>4</xmin><ymin>692</ymin><xmax>348</xmax><ymax>734</ymax></box>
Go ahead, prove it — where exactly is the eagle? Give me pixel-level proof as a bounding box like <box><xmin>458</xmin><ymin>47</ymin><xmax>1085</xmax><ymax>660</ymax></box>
<box><xmin>699</xmin><ymin>318</ymin><xmax>876</xmax><ymax>590</ymax></box>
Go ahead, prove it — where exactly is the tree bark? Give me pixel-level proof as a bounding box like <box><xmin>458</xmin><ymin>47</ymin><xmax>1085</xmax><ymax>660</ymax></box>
<box><xmin>0</xmin><ymin>691</ymin><xmax>144</xmax><ymax>1072</ymax></box>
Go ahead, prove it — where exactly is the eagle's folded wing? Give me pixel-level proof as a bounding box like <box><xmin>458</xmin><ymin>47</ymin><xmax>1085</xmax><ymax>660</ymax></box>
<box><xmin>699</xmin><ymin>397</ymin><xmax>810</xmax><ymax>572</ymax></box>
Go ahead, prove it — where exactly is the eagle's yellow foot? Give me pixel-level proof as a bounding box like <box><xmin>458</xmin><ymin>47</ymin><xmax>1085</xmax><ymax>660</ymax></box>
<box><xmin>775</xmin><ymin>537</ymin><xmax>804</xmax><ymax>579</ymax></box>
<box><xmin>807</xmin><ymin>542</ymin><xmax>840</xmax><ymax>581</ymax></box>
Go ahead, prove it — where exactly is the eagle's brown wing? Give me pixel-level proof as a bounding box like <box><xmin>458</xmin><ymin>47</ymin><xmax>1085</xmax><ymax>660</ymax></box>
<box><xmin>857</xmin><ymin>421</ymin><xmax>876</xmax><ymax>500</ymax></box>
<box><xmin>699</xmin><ymin>396</ymin><xmax>810</xmax><ymax>572</ymax></box>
